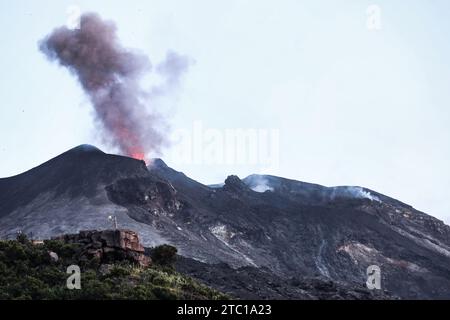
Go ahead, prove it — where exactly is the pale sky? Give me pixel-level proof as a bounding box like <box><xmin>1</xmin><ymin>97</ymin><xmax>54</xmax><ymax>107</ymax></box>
<box><xmin>1</xmin><ymin>0</ymin><xmax>450</xmax><ymax>223</ymax></box>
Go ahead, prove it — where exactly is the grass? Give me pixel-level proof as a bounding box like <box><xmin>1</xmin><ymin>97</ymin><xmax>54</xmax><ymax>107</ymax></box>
<box><xmin>0</xmin><ymin>237</ymin><xmax>229</xmax><ymax>300</ymax></box>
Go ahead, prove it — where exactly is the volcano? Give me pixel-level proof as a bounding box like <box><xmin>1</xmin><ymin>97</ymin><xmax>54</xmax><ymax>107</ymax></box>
<box><xmin>1</xmin><ymin>145</ymin><xmax>450</xmax><ymax>299</ymax></box>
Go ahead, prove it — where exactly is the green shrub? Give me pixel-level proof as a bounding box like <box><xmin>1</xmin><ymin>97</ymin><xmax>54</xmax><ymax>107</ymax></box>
<box><xmin>152</xmin><ymin>286</ymin><xmax>178</xmax><ymax>300</ymax></box>
<box><xmin>43</xmin><ymin>240</ymin><xmax>80</xmax><ymax>259</ymax></box>
<box><xmin>151</xmin><ymin>244</ymin><xmax>178</xmax><ymax>266</ymax></box>
<box><xmin>108</xmin><ymin>265</ymin><xmax>131</xmax><ymax>278</ymax></box>
<box><xmin>16</xmin><ymin>233</ymin><xmax>29</xmax><ymax>245</ymax></box>
<box><xmin>0</xmin><ymin>239</ymin><xmax>227</xmax><ymax>300</ymax></box>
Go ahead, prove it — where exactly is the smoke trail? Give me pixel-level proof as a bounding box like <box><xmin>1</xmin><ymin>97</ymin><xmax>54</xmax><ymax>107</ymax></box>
<box><xmin>39</xmin><ymin>12</ymin><xmax>189</xmax><ymax>160</ymax></box>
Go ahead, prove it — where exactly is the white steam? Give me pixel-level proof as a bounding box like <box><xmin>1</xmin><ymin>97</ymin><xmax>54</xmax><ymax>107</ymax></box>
<box><xmin>332</xmin><ymin>186</ymin><xmax>381</xmax><ymax>202</ymax></box>
<box><xmin>352</xmin><ymin>187</ymin><xmax>380</xmax><ymax>202</ymax></box>
<box><xmin>250</xmin><ymin>176</ymin><xmax>274</xmax><ymax>193</ymax></box>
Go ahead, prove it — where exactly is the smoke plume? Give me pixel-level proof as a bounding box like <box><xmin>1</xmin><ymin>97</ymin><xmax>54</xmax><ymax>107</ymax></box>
<box><xmin>39</xmin><ymin>12</ymin><xmax>189</xmax><ymax>160</ymax></box>
<box><xmin>249</xmin><ymin>176</ymin><xmax>274</xmax><ymax>193</ymax></box>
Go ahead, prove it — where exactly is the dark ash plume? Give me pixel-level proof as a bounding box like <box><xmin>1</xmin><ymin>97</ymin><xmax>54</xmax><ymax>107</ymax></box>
<box><xmin>39</xmin><ymin>12</ymin><xmax>189</xmax><ymax>160</ymax></box>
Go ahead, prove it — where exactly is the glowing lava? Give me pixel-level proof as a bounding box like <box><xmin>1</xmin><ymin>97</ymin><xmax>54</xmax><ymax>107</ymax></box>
<box><xmin>131</xmin><ymin>151</ymin><xmax>146</xmax><ymax>162</ymax></box>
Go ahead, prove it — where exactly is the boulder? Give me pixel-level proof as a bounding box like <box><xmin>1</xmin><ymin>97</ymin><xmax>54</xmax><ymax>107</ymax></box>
<box><xmin>48</xmin><ymin>251</ymin><xmax>59</xmax><ymax>262</ymax></box>
<box><xmin>53</xmin><ymin>229</ymin><xmax>151</xmax><ymax>267</ymax></box>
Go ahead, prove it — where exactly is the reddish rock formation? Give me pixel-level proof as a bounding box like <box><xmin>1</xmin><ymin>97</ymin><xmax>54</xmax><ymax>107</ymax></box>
<box><xmin>53</xmin><ymin>229</ymin><xmax>151</xmax><ymax>267</ymax></box>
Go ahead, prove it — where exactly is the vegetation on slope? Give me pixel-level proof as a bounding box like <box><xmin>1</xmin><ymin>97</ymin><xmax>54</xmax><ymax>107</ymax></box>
<box><xmin>0</xmin><ymin>235</ymin><xmax>228</xmax><ymax>300</ymax></box>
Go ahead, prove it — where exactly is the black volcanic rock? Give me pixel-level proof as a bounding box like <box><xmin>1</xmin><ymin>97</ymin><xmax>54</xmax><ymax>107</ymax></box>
<box><xmin>0</xmin><ymin>145</ymin><xmax>155</xmax><ymax>240</ymax></box>
<box><xmin>106</xmin><ymin>176</ymin><xmax>182</xmax><ymax>216</ymax></box>
<box><xmin>150</xmin><ymin>158</ymin><xmax>169</xmax><ymax>170</ymax></box>
<box><xmin>175</xmin><ymin>256</ymin><xmax>395</xmax><ymax>300</ymax></box>
<box><xmin>223</xmin><ymin>175</ymin><xmax>249</xmax><ymax>193</ymax></box>
<box><xmin>1</xmin><ymin>145</ymin><xmax>450</xmax><ymax>299</ymax></box>
<box><xmin>0</xmin><ymin>144</ymin><xmax>148</xmax><ymax>218</ymax></box>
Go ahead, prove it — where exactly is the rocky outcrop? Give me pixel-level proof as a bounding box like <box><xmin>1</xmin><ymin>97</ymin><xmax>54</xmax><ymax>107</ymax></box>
<box><xmin>53</xmin><ymin>229</ymin><xmax>151</xmax><ymax>267</ymax></box>
<box><xmin>223</xmin><ymin>175</ymin><xmax>249</xmax><ymax>193</ymax></box>
<box><xmin>106</xmin><ymin>176</ymin><xmax>182</xmax><ymax>217</ymax></box>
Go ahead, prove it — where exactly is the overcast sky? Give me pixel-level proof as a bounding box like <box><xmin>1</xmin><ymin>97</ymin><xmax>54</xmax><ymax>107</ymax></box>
<box><xmin>1</xmin><ymin>0</ymin><xmax>450</xmax><ymax>223</ymax></box>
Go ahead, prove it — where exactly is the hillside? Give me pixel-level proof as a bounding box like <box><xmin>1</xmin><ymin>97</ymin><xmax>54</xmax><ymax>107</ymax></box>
<box><xmin>0</xmin><ymin>234</ymin><xmax>227</xmax><ymax>300</ymax></box>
